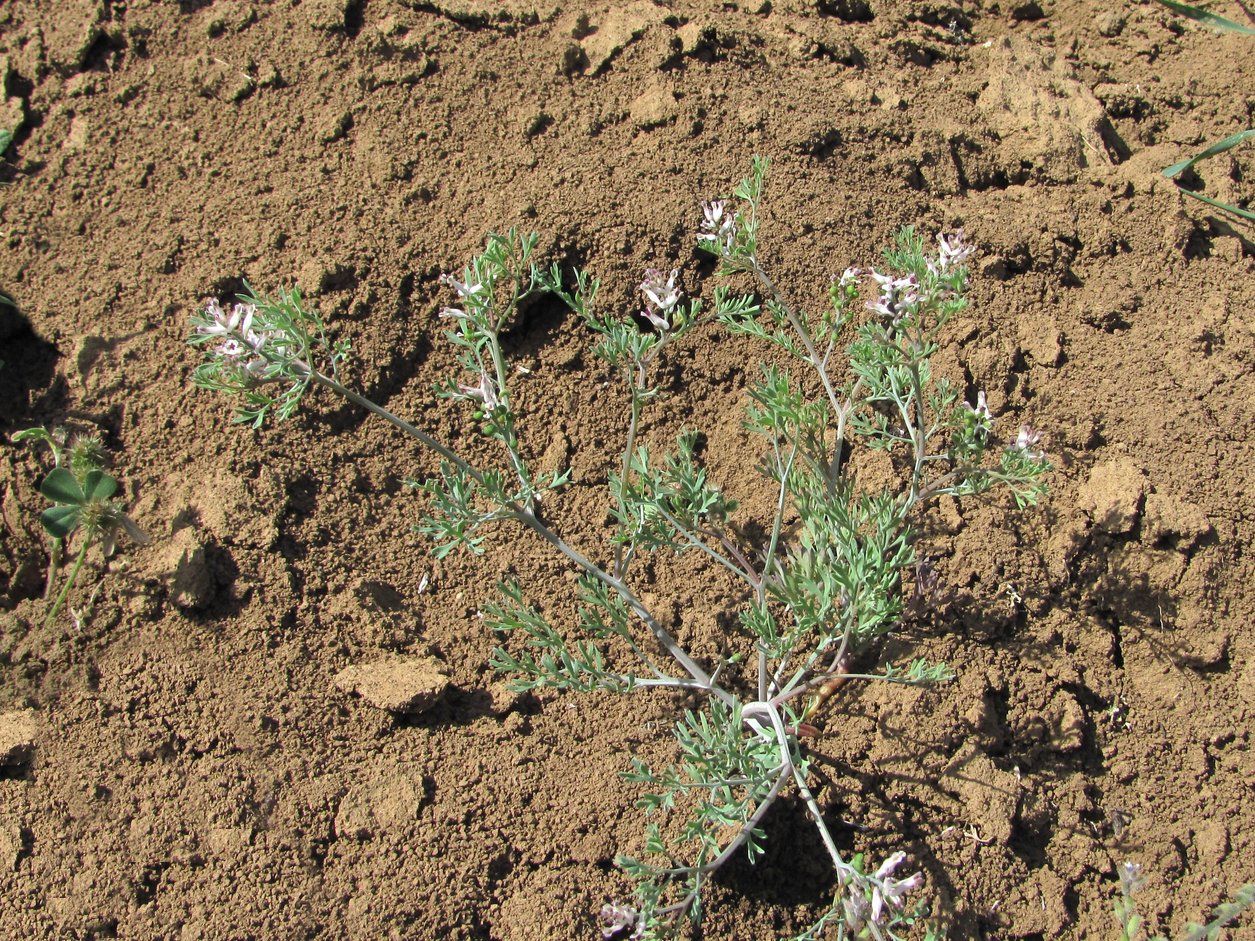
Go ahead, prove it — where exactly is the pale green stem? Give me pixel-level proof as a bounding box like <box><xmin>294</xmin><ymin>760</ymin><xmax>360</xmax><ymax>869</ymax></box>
<box><xmin>748</xmin><ymin>258</ymin><xmax>846</xmax><ymax>438</ymax></box>
<box><xmin>309</xmin><ymin>368</ymin><xmax>726</xmax><ymax>697</ymax></box>
<box><xmin>906</xmin><ymin>336</ymin><xmax>930</xmax><ymax>504</ymax></box>
<box><xmin>653</xmin><ymin>505</ymin><xmax>755</xmax><ymax>589</ymax></box>
<box><xmin>45</xmin><ymin>536</ymin><xmax>63</xmax><ymax>600</ymax></box>
<box><xmin>485</xmin><ymin>329</ymin><xmax>535</xmax><ymax>506</ymax></box>
<box><xmin>613</xmin><ymin>375</ymin><xmax>646</xmax><ymax>579</ymax></box>
<box><xmin>757</xmin><ymin>438</ymin><xmax>796</xmax><ymax>701</ymax></box>
<box><xmin>46</xmin><ymin>534</ymin><xmax>90</xmax><ymax>627</ymax></box>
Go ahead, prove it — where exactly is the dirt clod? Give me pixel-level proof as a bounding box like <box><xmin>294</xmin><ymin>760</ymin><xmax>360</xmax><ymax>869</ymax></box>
<box><xmin>0</xmin><ymin>709</ymin><xmax>36</xmax><ymax>767</ymax></box>
<box><xmin>333</xmin><ymin>654</ymin><xmax>450</xmax><ymax>714</ymax></box>
<box><xmin>1079</xmin><ymin>457</ymin><xmax>1146</xmax><ymax>534</ymax></box>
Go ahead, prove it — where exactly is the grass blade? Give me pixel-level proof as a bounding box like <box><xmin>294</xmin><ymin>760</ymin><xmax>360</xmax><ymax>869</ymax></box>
<box><xmin>1163</xmin><ymin>128</ymin><xmax>1255</xmax><ymax>178</ymax></box>
<box><xmin>1155</xmin><ymin>0</ymin><xmax>1255</xmax><ymax>34</ymax></box>
<box><xmin>1175</xmin><ymin>187</ymin><xmax>1255</xmax><ymax>221</ymax></box>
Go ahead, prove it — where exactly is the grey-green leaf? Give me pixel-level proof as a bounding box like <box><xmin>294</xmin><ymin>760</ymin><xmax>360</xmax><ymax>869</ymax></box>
<box><xmin>82</xmin><ymin>469</ymin><xmax>119</xmax><ymax>502</ymax></box>
<box><xmin>40</xmin><ymin>504</ymin><xmax>81</xmax><ymax>539</ymax></box>
<box><xmin>40</xmin><ymin>467</ymin><xmax>85</xmax><ymax>505</ymax></box>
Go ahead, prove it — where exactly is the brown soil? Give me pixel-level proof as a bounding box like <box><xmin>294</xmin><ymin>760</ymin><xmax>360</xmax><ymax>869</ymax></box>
<box><xmin>2</xmin><ymin>1</ymin><xmax>1253</xmax><ymax>939</ymax></box>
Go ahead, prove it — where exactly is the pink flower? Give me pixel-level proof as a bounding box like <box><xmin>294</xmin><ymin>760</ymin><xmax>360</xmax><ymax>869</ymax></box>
<box><xmin>937</xmin><ymin>230</ymin><xmax>974</xmax><ymax>270</ymax></box>
<box><xmin>698</xmin><ymin>199</ymin><xmax>736</xmax><ymax>252</ymax></box>
<box><xmin>1010</xmin><ymin>424</ymin><xmax>1044</xmax><ymax>459</ymax></box>
<box><xmin>870</xmin><ymin>852</ymin><xmax>924</xmax><ymax>923</ymax></box>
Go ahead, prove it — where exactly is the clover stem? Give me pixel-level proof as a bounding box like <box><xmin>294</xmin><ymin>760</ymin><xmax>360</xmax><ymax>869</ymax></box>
<box><xmin>45</xmin><ymin>535</ymin><xmax>63</xmax><ymax>600</ymax></box>
<box><xmin>46</xmin><ymin>534</ymin><xmax>90</xmax><ymax>627</ymax></box>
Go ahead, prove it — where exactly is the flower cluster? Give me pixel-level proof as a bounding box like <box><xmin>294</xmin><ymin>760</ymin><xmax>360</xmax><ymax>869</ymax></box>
<box><xmin>196</xmin><ymin>298</ymin><xmax>271</xmax><ymax>378</ymax></box>
<box><xmin>867</xmin><ymin>270</ymin><xmax>921</xmax><ymax>324</ymax></box>
<box><xmin>437</xmin><ymin>270</ymin><xmax>484</xmax><ymax>321</ymax></box>
<box><xmin>842</xmin><ymin>853</ymin><xmax>925</xmax><ymax>934</ymax></box>
<box><xmin>697</xmin><ymin>199</ymin><xmax>735</xmax><ymax>254</ymax></box>
<box><xmin>935</xmin><ymin>230</ymin><xmax>974</xmax><ymax>272</ymax></box>
<box><xmin>639</xmin><ymin>268</ymin><xmax>682</xmax><ymax>332</ymax></box>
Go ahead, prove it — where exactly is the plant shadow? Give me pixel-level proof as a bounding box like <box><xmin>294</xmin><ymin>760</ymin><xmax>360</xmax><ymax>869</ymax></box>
<box><xmin>0</xmin><ymin>292</ymin><xmax>63</xmax><ymax>435</ymax></box>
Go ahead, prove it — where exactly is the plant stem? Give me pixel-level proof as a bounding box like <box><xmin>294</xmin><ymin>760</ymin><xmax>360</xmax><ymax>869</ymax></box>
<box><xmin>613</xmin><ymin>379</ymin><xmax>645</xmax><ymax>579</ymax></box>
<box><xmin>45</xmin><ymin>535</ymin><xmax>63</xmax><ymax>600</ymax></box>
<box><xmin>486</xmin><ymin>330</ymin><xmax>535</xmax><ymax>507</ymax></box>
<box><xmin>748</xmin><ymin>258</ymin><xmax>847</xmax><ymax>437</ymax></box>
<box><xmin>906</xmin><ymin>337</ymin><xmax>929</xmax><ymax>503</ymax></box>
<box><xmin>47</xmin><ymin>534</ymin><xmax>90</xmax><ymax>627</ymax></box>
<box><xmin>309</xmin><ymin>368</ymin><xmax>727</xmax><ymax>697</ymax></box>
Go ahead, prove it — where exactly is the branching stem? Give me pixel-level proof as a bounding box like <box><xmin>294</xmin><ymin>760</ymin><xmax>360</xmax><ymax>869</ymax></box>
<box><xmin>310</xmin><ymin>368</ymin><xmax>727</xmax><ymax>698</ymax></box>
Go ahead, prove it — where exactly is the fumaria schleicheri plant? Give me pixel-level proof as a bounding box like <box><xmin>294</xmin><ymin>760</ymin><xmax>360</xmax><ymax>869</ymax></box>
<box><xmin>189</xmin><ymin>158</ymin><xmax>1050</xmax><ymax>941</ymax></box>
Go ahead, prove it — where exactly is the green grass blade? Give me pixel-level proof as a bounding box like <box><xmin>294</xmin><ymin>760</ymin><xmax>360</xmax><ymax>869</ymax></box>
<box><xmin>1155</xmin><ymin>0</ymin><xmax>1255</xmax><ymax>34</ymax></box>
<box><xmin>1163</xmin><ymin>128</ymin><xmax>1255</xmax><ymax>178</ymax></box>
<box><xmin>1176</xmin><ymin>187</ymin><xmax>1255</xmax><ymax>221</ymax></box>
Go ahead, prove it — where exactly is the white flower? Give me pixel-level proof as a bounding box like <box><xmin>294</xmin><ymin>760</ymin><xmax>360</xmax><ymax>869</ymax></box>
<box><xmin>837</xmin><ymin>266</ymin><xmax>861</xmax><ymax>288</ymax></box>
<box><xmin>641</xmin><ymin>308</ymin><xmax>671</xmax><ymax>332</ymax></box>
<box><xmin>870</xmin><ymin>852</ymin><xmax>924</xmax><ymax>923</ymax></box>
<box><xmin>641</xmin><ymin>268</ymin><xmax>681</xmax><ymax>313</ymax></box>
<box><xmin>199</xmin><ymin>299</ymin><xmax>271</xmax><ymax>369</ymax></box>
<box><xmin>440</xmin><ymin>271</ymin><xmax>484</xmax><ymax>299</ymax></box>
<box><xmin>866</xmin><ymin>271</ymin><xmax>919</xmax><ymax>321</ymax></box>
<box><xmin>1010</xmin><ymin>424</ymin><xmax>1044</xmax><ymax>459</ymax></box>
<box><xmin>1119</xmin><ymin>861</ymin><xmax>1145</xmax><ymax>895</ymax></box>
<box><xmin>698</xmin><ymin>199</ymin><xmax>736</xmax><ymax>251</ymax></box>
<box><xmin>937</xmin><ymin>230</ymin><xmax>974</xmax><ymax>270</ymax></box>
<box><xmin>198</xmin><ymin>298</ymin><xmax>256</xmax><ymax>339</ymax></box>
<box><xmin>966</xmin><ymin>390</ymin><xmax>991</xmax><ymax>423</ymax></box>
<box><xmin>639</xmin><ymin>268</ymin><xmax>682</xmax><ymax>331</ymax></box>
<box><xmin>598</xmin><ymin>902</ymin><xmax>639</xmax><ymax>939</ymax></box>
<box><xmin>199</xmin><ymin>297</ymin><xmax>226</xmax><ymax>332</ymax></box>
<box><xmin>459</xmin><ymin>370</ymin><xmax>499</xmax><ymax>410</ymax></box>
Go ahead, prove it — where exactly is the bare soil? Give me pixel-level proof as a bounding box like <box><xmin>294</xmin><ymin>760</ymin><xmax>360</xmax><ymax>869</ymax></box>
<box><xmin>2</xmin><ymin>1</ymin><xmax>1253</xmax><ymax>939</ymax></box>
